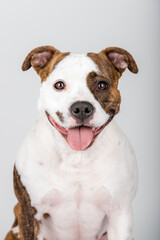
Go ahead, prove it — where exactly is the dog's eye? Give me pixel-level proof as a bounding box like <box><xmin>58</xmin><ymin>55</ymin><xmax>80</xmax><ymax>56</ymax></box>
<box><xmin>97</xmin><ymin>81</ymin><xmax>108</xmax><ymax>91</ymax></box>
<box><xmin>54</xmin><ymin>81</ymin><xmax>65</xmax><ymax>90</ymax></box>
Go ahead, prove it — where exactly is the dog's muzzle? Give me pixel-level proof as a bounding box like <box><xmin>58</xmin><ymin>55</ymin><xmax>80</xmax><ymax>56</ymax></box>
<box><xmin>46</xmin><ymin>100</ymin><xmax>113</xmax><ymax>151</ymax></box>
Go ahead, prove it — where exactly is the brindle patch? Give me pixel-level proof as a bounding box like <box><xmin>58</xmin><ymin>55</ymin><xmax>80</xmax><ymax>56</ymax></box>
<box><xmin>56</xmin><ymin>111</ymin><xmax>64</xmax><ymax>123</ymax></box>
<box><xmin>12</xmin><ymin>166</ymin><xmax>39</xmax><ymax>240</ymax></box>
<box><xmin>87</xmin><ymin>70</ymin><xmax>120</xmax><ymax>116</ymax></box>
<box><xmin>22</xmin><ymin>46</ymin><xmax>70</xmax><ymax>83</ymax></box>
<box><xmin>87</xmin><ymin>48</ymin><xmax>138</xmax><ymax>116</ymax></box>
<box><xmin>87</xmin><ymin>53</ymin><xmax>121</xmax><ymax>115</ymax></box>
<box><xmin>99</xmin><ymin>47</ymin><xmax>138</xmax><ymax>74</ymax></box>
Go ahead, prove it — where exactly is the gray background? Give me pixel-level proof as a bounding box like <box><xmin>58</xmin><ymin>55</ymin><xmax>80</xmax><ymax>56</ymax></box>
<box><xmin>0</xmin><ymin>0</ymin><xmax>159</xmax><ymax>239</ymax></box>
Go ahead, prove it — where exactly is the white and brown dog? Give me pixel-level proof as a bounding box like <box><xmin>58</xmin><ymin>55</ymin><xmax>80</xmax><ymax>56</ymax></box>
<box><xmin>5</xmin><ymin>46</ymin><xmax>138</xmax><ymax>240</ymax></box>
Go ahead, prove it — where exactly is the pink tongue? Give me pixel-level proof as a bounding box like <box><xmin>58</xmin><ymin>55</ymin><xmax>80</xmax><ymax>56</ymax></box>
<box><xmin>67</xmin><ymin>126</ymin><xmax>94</xmax><ymax>151</ymax></box>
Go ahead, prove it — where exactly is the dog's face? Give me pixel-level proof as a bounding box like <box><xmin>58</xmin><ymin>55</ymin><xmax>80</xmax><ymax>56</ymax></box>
<box><xmin>22</xmin><ymin>46</ymin><xmax>138</xmax><ymax>151</ymax></box>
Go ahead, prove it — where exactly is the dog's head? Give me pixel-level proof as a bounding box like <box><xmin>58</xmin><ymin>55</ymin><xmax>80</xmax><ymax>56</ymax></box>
<box><xmin>22</xmin><ymin>46</ymin><xmax>138</xmax><ymax>151</ymax></box>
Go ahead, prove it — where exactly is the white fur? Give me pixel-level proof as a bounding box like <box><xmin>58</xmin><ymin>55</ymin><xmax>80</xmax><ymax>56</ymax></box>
<box><xmin>15</xmin><ymin>54</ymin><xmax>138</xmax><ymax>240</ymax></box>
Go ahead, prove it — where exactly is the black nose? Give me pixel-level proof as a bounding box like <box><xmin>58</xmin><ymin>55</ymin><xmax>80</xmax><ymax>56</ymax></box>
<box><xmin>70</xmin><ymin>101</ymin><xmax>94</xmax><ymax>120</ymax></box>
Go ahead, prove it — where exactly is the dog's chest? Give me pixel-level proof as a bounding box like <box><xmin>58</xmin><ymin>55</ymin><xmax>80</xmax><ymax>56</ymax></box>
<box><xmin>31</xmin><ymin>163</ymin><xmax>111</xmax><ymax>240</ymax></box>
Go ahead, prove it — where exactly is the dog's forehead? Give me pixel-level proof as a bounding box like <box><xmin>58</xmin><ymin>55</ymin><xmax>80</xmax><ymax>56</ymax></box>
<box><xmin>48</xmin><ymin>53</ymin><xmax>100</xmax><ymax>82</ymax></box>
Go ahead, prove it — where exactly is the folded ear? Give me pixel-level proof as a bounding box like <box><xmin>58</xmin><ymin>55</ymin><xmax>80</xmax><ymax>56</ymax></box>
<box><xmin>99</xmin><ymin>47</ymin><xmax>138</xmax><ymax>74</ymax></box>
<box><xmin>22</xmin><ymin>45</ymin><xmax>60</xmax><ymax>73</ymax></box>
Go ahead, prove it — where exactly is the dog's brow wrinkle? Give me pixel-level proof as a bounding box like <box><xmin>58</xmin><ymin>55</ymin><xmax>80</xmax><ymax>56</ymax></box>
<box><xmin>56</xmin><ymin>111</ymin><xmax>64</xmax><ymax>123</ymax></box>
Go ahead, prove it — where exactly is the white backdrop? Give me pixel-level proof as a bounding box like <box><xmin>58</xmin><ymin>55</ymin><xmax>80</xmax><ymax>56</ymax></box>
<box><xmin>0</xmin><ymin>0</ymin><xmax>159</xmax><ymax>239</ymax></box>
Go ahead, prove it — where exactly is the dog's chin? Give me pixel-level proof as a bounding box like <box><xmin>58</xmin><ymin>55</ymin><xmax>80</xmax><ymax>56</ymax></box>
<box><xmin>45</xmin><ymin>111</ymin><xmax>113</xmax><ymax>151</ymax></box>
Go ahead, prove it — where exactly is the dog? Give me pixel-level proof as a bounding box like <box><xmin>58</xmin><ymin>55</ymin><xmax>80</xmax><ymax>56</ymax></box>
<box><xmin>5</xmin><ymin>45</ymin><xmax>138</xmax><ymax>240</ymax></box>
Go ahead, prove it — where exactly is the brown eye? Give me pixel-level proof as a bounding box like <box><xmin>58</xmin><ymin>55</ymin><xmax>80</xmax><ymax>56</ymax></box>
<box><xmin>97</xmin><ymin>81</ymin><xmax>108</xmax><ymax>90</ymax></box>
<box><xmin>54</xmin><ymin>81</ymin><xmax>65</xmax><ymax>90</ymax></box>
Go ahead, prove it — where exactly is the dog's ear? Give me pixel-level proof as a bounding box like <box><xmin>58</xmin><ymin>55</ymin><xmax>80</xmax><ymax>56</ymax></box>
<box><xmin>22</xmin><ymin>46</ymin><xmax>70</xmax><ymax>82</ymax></box>
<box><xmin>22</xmin><ymin>45</ymin><xmax>60</xmax><ymax>72</ymax></box>
<box><xmin>99</xmin><ymin>47</ymin><xmax>138</xmax><ymax>74</ymax></box>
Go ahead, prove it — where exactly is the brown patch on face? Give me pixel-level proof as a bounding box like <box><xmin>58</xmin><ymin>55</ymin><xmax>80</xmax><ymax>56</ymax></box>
<box><xmin>43</xmin><ymin>213</ymin><xmax>50</xmax><ymax>219</ymax></box>
<box><xmin>56</xmin><ymin>111</ymin><xmax>64</xmax><ymax>123</ymax></box>
<box><xmin>12</xmin><ymin>166</ymin><xmax>39</xmax><ymax>240</ymax></box>
<box><xmin>87</xmin><ymin>47</ymin><xmax>138</xmax><ymax>116</ymax></box>
<box><xmin>87</xmin><ymin>54</ymin><xmax>121</xmax><ymax>115</ymax></box>
<box><xmin>22</xmin><ymin>45</ymin><xmax>70</xmax><ymax>83</ymax></box>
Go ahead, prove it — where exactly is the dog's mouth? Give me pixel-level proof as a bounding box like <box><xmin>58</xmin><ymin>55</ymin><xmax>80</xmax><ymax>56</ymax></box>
<box><xmin>45</xmin><ymin>111</ymin><xmax>113</xmax><ymax>151</ymax></box>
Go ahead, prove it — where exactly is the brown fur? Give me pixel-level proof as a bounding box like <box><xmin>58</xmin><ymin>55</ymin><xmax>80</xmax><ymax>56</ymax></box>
<box><xmin>22</xmin><ymin>46</ymin><xmax>70</xmax><ymax>82</ymax></box>
<box><xmin>4</xmin><ymin>231</ymin><xmax>19</xmax><ymax>240</ymax></box>
<box><xmin>5</xmin><ymin>166</ymin><xmax>39</xmax><ymax>240</ymax></box>
<box><xmin>87</xmin><ymin>47</ymin><xmax>138</xmax><ymax>115</ymax></box>
<box><xmin>43</xmin><ymin>213</ymin><xmax>50</xmax><ymax>219</ymax></box>
<box><xmin>56</xmin><ymin>111</ymin><xmax>64</xmax><ymax>123</ymax></box>
<box><xmin>4</xmin><ymin>209</ymin><xmax>19</xmax><ymax>240</ymax></box>
<box><xmin>99</xmin><ymin>47</ymin><xmax>138</xmax><ymax>74</ymax></box>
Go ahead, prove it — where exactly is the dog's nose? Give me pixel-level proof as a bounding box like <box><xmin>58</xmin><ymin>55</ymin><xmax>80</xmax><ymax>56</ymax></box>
<box><xmin>70</xmin><ymin>101</ymin><xmax>94</xmax><ymax>120</ymax></box>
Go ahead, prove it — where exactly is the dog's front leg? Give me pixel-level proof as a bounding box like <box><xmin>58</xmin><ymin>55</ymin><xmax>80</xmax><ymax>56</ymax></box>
<box><xmin>13</xmin><ymin>166</ymin><xmax>39</xmax><ymax>240</ymax></box>
<box><xmin>107</xmin><ymin>206</ymin><xmax>133</xmax><ymax>240</ymax></box>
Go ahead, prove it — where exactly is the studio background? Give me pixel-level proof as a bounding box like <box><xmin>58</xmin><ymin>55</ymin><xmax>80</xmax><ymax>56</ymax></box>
<box><xmin>0</xmin><ymin>0</ymin><xmax>159</xmax><ymax>239</ymax></box>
